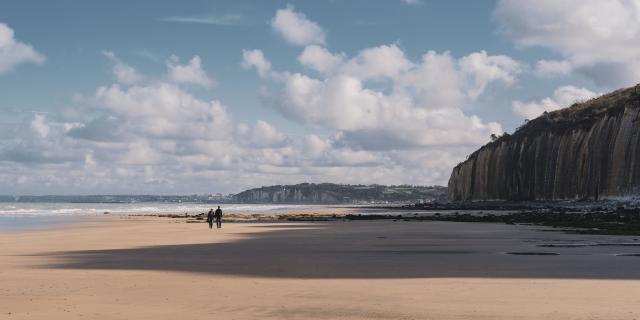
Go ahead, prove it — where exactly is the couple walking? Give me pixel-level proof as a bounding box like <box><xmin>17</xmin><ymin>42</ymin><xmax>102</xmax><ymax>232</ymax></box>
<box><xmin>207</xmin><ymin>206</ymin><xmax>223</xmax><ymax>229</ymax></box>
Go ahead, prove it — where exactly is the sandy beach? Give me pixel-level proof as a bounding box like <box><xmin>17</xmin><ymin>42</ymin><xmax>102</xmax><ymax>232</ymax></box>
<box><xmin>2</xmin><ymin>217</ymin><xmax>640</xmax><ymax>320</ymax></box>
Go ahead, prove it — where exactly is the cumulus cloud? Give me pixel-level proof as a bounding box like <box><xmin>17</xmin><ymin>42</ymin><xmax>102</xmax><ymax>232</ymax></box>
<box><xmin>64</xmin><ymin>81</ymin><xmax>236</xmax><ymax>174</ymax></box>
<box><xmin>102</xmin><ymin>51</ymin><xmax>145</xmax><ymax>85</ymax></box>
<box><xmin>298</xmin><ymin>45</ymin><xmax>344</xmax><ymax>74</ymax></box>
<box><xmin>237</xmin><ymin>120</ymin><xmax>287</xmax><ymax>148</ymax></box>
<box><xmin>94</xmin><ymin>84</ymin><xmax>230</xmax><ymax>139</ymax></box>
<box><xmin>512</xmin><ymin>85</ymin><xmax>599</xmax><ymax>119</ymax></box>
<box><xmin>271</xmin><ymin>5</ymin><xmax>326</xmax><ymax>46</ymax></box>
<box><xmin>458</xmin><ymin>50</ymin><xmax>522</xmax><ymax>98</ymax></box>
<box><xmin>249</xmin><ymin>44</ymin><xmax>517</xmax><ymax>151</ymax></box>
<box><xmin>167</xmin><ymin>55</ymin><xmax>214</xmax><ymax>87</ymax></box>
<box><xmin>394</xmin><ymin>50</ymin><xmax>465</xmax><ymax>109</ymax></box>
<box><xmin>4</xmin><ymin>52</ymin><xmax>413</xmax><ymax>193</ymax></box>
<box><xmin>0</xmin><ymin>22</ymin><xmax>45</xmax><ymax>74</ymax></box>
<box><xmin>276</xmin><ymin>74</ymin><xmax>378</xmax><ymax>130</ymax></box>
<box><xmin>494</xmin><ymin>0</ymin><xmax>640</xmax><ymax>87</ymax></box>
<box><xmin>241</xmin><ymin>49</ymin><xmax>272</xmax><ymax>77</ymax></box>
<box><xmin>71</xmin><ymin>90</ymin><xmax>234</xmax><ymax>172</ymax></box>
<box><xmin>342</xmin><ymin>44</ymin><xmax>412</xmax><ymax>81</ymax></box>
<box><xmin>0</xmin><ymin>114</ymin><xmax>81</xmax><ymax>165</ymax></box>
<box><xmin>0</xmin><ymin>7</ymin><xmax>532</xmax><ymax>193</ymax></box>
<box><xmin>30</xmin><ymin>114</ymin><xmax>50</xmax><ymax>139</ymax></box>
<box><xmin>533</xmin><ymin>59</ymin><xmax>573</xmax><ymax>78</ymax></box>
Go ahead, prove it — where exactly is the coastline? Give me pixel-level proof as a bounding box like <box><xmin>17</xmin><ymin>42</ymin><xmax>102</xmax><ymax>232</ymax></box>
<box><xmin>0</xmin><ymin>205</ymin><xmax>359</xmax><ymax>233</ymax></box>
<box><xmin>6</xmin><ymin>199</ymin><xmax>640</xmax><ymax>237</ymax></box>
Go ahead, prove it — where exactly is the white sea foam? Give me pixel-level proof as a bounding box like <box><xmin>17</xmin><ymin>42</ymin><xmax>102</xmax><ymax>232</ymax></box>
<box><xmin>0</xmin><ymin>203</ymin><xmax>332</xmax><ymax>217</ymax></box>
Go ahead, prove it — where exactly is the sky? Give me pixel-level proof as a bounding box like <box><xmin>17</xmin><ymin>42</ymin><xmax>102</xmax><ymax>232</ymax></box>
<box><xmin>0</xmin><ymin>0</ymin><xmax>639</xmax><ymax>195</ymax></box>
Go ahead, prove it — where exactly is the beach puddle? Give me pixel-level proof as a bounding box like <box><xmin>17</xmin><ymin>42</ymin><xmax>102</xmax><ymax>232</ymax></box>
<box><xmin>374</xmin><ymin>250</ymin><xmax>475</xmax><ymax>255</ymax></box>
<box><xmin>535</xmin><ymin>242</ymin><xmax>640</xmax><ymax>248</ymax></box>
<box><xmin>505</xmin><ymin>252</ymin><xmax>559</xmax><ymax>256</ymax></box>
<box><xmin>537</xmin><ymin>244</ymin><xmax>589</xmax><ymax>248</ymax></box>
<box><xmin>595</xmin><ymin>243</ymin><xmax>640</xmax><ymax>247</ymax></box>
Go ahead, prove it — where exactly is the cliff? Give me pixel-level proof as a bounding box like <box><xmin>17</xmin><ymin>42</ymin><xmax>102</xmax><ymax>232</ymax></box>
<box><xmin>449</xmin><ymin>84</ymin><xmax>640</xmax><ymax>201</ymax></box>
<box><xmin>232</xmin><ymin>183</ymin><xmax>447</xmax><ymax>204</ymax></box>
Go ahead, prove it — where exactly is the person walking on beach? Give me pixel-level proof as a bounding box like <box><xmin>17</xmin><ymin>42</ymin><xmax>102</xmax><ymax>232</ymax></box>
<box><xmin>215</xmin><ymin>206</ymin><xmax>223</xmax><ymax>229</ymax></box>
<box><xmin>207</xmin><ymin>209</ymin><xmax>214</xmax><ymax>229</ymax></box>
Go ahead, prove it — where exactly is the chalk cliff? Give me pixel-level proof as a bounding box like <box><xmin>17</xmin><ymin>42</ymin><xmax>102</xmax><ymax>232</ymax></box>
<box><xmin>449</xmin><ymin>84</ymin><xmax>640</xmax><ymax>201</ymax></box>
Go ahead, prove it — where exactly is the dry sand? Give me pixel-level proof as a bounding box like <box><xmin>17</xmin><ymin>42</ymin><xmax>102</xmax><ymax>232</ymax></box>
<box><xmin>1</xmin><ymin>217</ymin><xmax>640</xmax><ymax>319</ymax></box>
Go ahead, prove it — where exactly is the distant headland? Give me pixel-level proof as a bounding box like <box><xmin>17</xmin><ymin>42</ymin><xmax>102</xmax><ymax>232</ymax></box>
<box><xmin>0</xmin><ymin>183</ymin><xmax>447</xmax><ymax>204</ymax></box>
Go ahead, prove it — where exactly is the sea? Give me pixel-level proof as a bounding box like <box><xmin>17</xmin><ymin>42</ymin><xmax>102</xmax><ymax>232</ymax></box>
<box><xmin>0</xmin><ymin>202</ymin><xmax>335</xmax><ymax>232</ymax></box>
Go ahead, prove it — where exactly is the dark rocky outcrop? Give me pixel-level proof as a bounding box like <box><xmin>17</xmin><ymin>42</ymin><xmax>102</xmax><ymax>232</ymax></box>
<box><xmin>449</xmin><ymin>84</ymin><xmax>640</xmax><ymax>201</ymax></box>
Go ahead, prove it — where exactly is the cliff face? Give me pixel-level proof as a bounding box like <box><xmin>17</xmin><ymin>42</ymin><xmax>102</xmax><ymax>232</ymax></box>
<box><xmin>233</xmin><ymin>183</ymin><xmax>447</xmax><ymax>204</ymax></box>
<box><xmin>233</xmin><ymin>188</ymin><xmax>341</xmax><ymax>204</ymax></box>
<box><xmin>449</xmin><ymin>84</ymin><xmax>640</xmax><ymax>201</ymax></box>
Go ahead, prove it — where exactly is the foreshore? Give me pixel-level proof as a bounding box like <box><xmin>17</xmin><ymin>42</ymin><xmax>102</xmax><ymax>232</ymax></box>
<box><xmin>144</xmin><ymin>205</ymin><xmax>357</xmax><ymax>222</ymax></box>
<box><xmin>2</xmin><ymin>215</ymin><xmax>640</xmax><ymax>319</ymax></box>
<box><xmin>136</xmin><ymin>202</ymin><xmax>640</xmax><ymax>236</ymax></box>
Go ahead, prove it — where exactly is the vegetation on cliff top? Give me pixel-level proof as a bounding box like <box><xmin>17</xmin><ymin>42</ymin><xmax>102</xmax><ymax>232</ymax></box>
<box><xmin>232</xmin><ymin>183</ymin><xmax>447</xmax><ymax>204</ymax></box>
<box><xmin>470</xmin><ymin>84</ymin><xmax>640</xmax><ymax>161</ymax></box>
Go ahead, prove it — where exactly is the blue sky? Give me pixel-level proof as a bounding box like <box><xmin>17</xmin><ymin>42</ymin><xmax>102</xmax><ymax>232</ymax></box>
<box><xmin>0</xmin><ymin>0</ymin><xmax>637</xmax><ymax>194</ymax></box>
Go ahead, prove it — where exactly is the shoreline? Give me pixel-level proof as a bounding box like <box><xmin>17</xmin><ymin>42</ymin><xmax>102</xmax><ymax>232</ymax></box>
<box><xmin>0</xmin><ymin>215</ymin><xmax>98</xmax><ymax>233</ymax></box>
<box><xmin>140</xmin><ymin>205</ymin><xmax>640</xmax><ymax>236</ymax></box>
<box><xmin>4</xmin><ymin>200</ymin><xmax>640</xmax><ymax>236</ymax></box>
<box><xmin>0</xmin><ymin>205</ymin><xmax>360</xmax><ymax>232</ymax></box>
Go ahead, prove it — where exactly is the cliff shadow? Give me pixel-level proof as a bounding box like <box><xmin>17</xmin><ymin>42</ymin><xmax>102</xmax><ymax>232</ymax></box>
<box><xmin>38</xmin><ymin>221</ymin><xmax>640</xmax><ymax>279</ymax></box>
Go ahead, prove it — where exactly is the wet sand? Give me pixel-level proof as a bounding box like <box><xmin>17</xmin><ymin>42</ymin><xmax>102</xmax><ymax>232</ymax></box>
<box><xmin>1</xmin><ymin>217</ymin><xmax>640</xmax><ymax>319</ymax></box>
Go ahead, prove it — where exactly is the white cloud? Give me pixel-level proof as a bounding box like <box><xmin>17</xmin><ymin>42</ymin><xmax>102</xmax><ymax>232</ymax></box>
<box><xmin>401</xmin><ymin>0</ymin><xmax>423</xmax><ymax>5</ymax></box>
<box><xmin>30</xmin><ymin>114</ymin><xmax>50</xmax><ymax>139</ymax></box>
<box><xmin>298</xmin><ymin>45</ymin><xmax>344</xmax><ymax>74</ymax></box>
<box><xmin>0</xmin><ymin>22</ymin><xmax>528</xmax><ymax>193</ymax></box>
<box><xmin>241</xmin><ymin>49</ymin><xmax>272</xmax><ymax>77</ymax></box>
<box><xmin>271</xmin><ymin>5</ymin><xmax>326</xmax><ymax>46</ymax></box>
<box><xmin>2</xmin><ymin>53</ymin><xmax>396</xmax><ymax>193</ymax></box>
<box><xmin>160</xmin><ymin>14</ymin><xmax>245</xmax><ymax>26</ymax></box>
<box><xmin>23</xmin><ymin>77</ymin><xmax>245</xmax><ymax>189</ymax></box>
<box><xmin>342</xmin><ymin>44</ymin><xmax>412</xmax><ymax>81</ymax></box>
<box><xmin>494</xmin><ymin>0</ymin><xmax>640</xmax><ymax>87</ymax></box>
<box><xmin>302</xmin><ymin>134</ymin><xmax>329</xmax><ymax>158</ymax></box>
<box><xmin>118</xmin><ymin>140</ymin><xmax>164</xmax><ymax>165</ymax></box>
<box><xmin>167</xmin><ymin>55</ymin><xmax>214</xmax><ymax>87</ymax></box>
<box><xmin>1</xmin><ymin>114</ymin><xmax>81</xmax><ymax>165</ymax></box>
<box><xmin>398</xmin><ymin>50</ymin><xmax>521</xmax><ymax>110</ymax></box>
<box><xmin>0</xmin><ymin>22</ymin><xmax>45</xmax><ymax>74</ymax></box>
<box><xmin>265</xmin><ymin>9</ymin><xmax>515</xmax><ymax>156</ymax></box>
<box><xmin>395</xmin><ymin>50</ymin><xmax>465</xmax><ymax>109</ymax></box>
<box><xmin>277</xmin><ymin>74</ymin><xmax>382</xmax><ymax>131</ymax></box>
<box><xmin>458</xmin><ymin>50</ymin><xmax>522</xmax><ymax>98</ymax></box>
<box><xmin>255</xmin><ymin>46</ymin><xmax>516</xmax><ymax>150</ymax></box>
<box><xmin>533</xmin><ymin>59</ymin><xmax>573</xmax><ymax>77</ymax></box>
<box><xmin>512</xmin><ymin>85</ymin><xmax>598</xmax><ymax>119</ymax></box>
<box><xmin>102</xmin><ymin>51</ymin><xmax>145</xmax><ymax>85</ymax></box>
<box><xmin>238</xmin><ymin>120</ymin><xmax>287</xmax><ymax>148</ymax></box>
<box><xmin>91</xmin><ymin>82</ymin><xmax>230</xmax><ymax>140</ymax></box>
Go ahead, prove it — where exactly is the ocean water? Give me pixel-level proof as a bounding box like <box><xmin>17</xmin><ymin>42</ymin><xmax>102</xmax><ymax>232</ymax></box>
<box><xmin>0</xmin><ymin>215</ymin><xmax>90</xmax><ymax>232</ymax></box>
<box><xmin>0</xmin><ymin>202</ymin><xmax>336</xmax><ymax>232</ymax></box>
<box><xmin>0</xmin><ymin>202</ymin><xmax>333</xmax><ymax>217</ymax></box>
